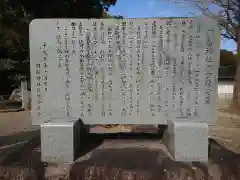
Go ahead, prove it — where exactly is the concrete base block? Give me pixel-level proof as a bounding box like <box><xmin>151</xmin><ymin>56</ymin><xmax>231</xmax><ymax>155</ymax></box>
<box><xmin>164</xmin><ymin>118</ymin><xmax>208</xmax><ymax>162</ymax></box>
<box><xmin>41</xmin><ymin>118</ymin><xmax>81</xmax><ymax>163</ymax></box>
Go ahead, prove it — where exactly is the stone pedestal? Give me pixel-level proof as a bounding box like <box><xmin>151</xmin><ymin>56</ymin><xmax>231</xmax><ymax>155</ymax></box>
<box><xmin>41</xmin><ymin>118</ymin><xmax>81</xmax><ymax>163</ymax></box>
<box><xmin>164</xmin><ymin>118</ymin><xmax>208</xmax><ymax>162</ymax></box>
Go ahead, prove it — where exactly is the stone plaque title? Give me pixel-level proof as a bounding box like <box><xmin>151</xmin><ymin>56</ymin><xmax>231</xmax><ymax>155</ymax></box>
<box><xmin>30</xmin><ymin>17</ymin><xmax>220</xmax><ymax>125</ymax></box>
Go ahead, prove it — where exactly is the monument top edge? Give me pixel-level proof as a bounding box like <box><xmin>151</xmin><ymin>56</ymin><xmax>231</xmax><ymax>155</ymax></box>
<box><xmin>30</xmin><ymin>17</ymin><xmax>198</xmax><ymax>21</ymax></box>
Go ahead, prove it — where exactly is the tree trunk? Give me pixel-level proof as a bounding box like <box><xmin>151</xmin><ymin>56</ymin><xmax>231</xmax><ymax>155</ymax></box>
<box><xmin>230</xmin><ymin>28</ymin><xmax>240</xmax><ymax>114</ymax></box>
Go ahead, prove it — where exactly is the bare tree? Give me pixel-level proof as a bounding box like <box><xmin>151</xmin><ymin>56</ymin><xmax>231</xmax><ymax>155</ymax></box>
<box><xmin>194</xmin><ymin>0</ymin><xmax>238</xmax><ymax>42</ymax></box>
<box><xmin>195</xmin><ymin>0</ymin><xmax>240</xmax><ymax>112</ymax></box>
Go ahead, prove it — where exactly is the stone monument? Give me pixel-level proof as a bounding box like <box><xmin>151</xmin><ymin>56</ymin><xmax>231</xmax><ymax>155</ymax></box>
<box><xmin>29</xmin><ymin>16</ymin><xmax>220</xmax><ymax>163</ymax></box>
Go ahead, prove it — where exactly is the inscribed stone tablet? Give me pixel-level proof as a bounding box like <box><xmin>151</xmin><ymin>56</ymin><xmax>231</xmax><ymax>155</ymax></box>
<box><xmin>29</xmin><ymin>17</ymin><xmax>220</xmax><ymax>125</ymax></box>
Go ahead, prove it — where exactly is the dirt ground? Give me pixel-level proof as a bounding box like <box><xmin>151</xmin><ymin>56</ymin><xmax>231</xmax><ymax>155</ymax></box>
<box><xmin>0</xmin><ymin>111</ymin><xmax>37</xmax><ymax>136</ymax></box>
<box><xmin>0</xmin><ymin>97</ymin><xmax>240</xmax><ymax>179</ymax></box>
<box><xmin>211</xmin><ymin>97</ymin><xmax>240</xmax><ymax>153</ymax></box>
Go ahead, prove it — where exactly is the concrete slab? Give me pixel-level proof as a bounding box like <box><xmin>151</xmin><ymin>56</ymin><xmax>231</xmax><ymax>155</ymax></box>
<box><xmin>164</xmin><ymin>119</ymin><xmax>208</xmax><ymax>162</ymax></box>
<box><xmin>41</xmin><ymin>118</ymin><xmax>81</xmax><ymax>163</ymax></box>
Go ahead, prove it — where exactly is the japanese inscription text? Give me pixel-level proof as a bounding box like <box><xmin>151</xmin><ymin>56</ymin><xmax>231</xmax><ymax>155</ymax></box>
<box><xmin>30</xmin><ymin>18</ymin><xmax>220</xmax><ymax>125</ymax></box>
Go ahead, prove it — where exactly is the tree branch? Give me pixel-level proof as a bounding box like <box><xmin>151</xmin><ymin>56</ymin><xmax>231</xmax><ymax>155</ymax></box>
<box><xmin>194</xmin><ymin>0</ymin><xmax>238</xmax><ymax>42</ymax></box>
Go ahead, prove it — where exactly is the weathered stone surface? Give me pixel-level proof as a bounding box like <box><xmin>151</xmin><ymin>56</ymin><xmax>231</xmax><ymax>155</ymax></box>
<box><xmin>41</xmin><ymin>118</ymin><xmax>81</xmax><ymax>163</ymax></box>
<box><xmin>164</xmin><ymin>119</ymin><xmax>208</xmax><ymax>162</ymax></box>
<box><xmin>29</xmin><ymin>17</ymin><xmax>220</xmax><ymax>125</ymax></box>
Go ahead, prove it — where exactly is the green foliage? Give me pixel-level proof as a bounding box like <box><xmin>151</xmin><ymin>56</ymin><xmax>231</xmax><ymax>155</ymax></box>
<box><xmin>0</xmin><ymin>0</ymin><xmax>31</xmax><ymax>62</ymax></box>
<box><xmin>19</xmin><ymin>0</ymin><xmax>116</xmax><ymax>18</ymax></box>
